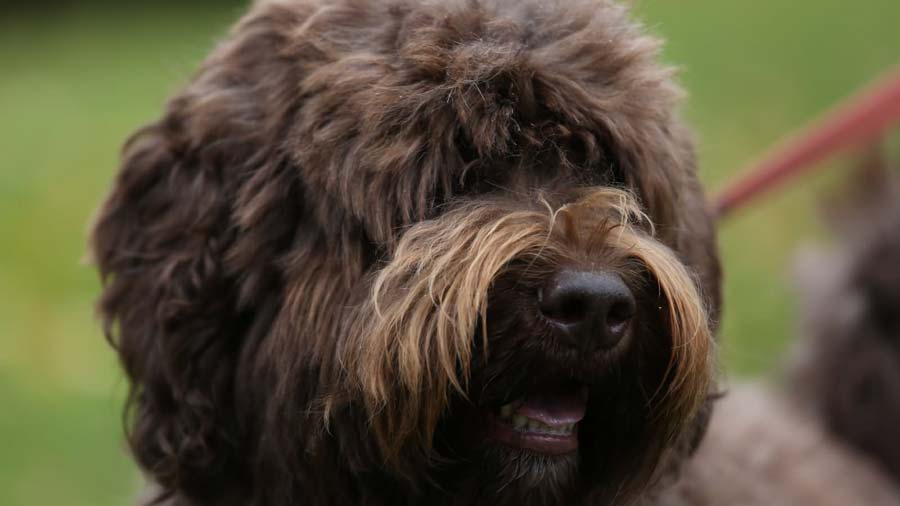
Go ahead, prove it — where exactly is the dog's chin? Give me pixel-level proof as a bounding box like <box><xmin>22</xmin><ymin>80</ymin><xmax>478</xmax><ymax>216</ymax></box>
<box><xmin>474</xmin><ymin>442</ymin><xmax>581</xmax><ymax>505</ymax></box>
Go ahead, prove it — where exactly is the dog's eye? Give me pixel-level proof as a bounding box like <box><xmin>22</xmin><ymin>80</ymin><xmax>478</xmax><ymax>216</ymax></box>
<box><xmin>560</xmin><ymin>132</ymin><xmax>626</xmax><ymax>187</ymax></box>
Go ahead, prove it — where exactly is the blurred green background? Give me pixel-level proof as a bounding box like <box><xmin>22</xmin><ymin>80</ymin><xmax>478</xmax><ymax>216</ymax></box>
<box><xmin>1</xmin><ymin>1</ymin><xmax>897</xmax><ymax>504</ymax></box>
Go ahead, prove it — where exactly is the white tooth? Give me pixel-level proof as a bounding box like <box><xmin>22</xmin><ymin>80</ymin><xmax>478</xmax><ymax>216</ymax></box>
<box><xmin>500</xmin><ymin>404</ymin><xmax>514</xmax><ymax>419</ymax></box>
<box><xmin>513</xmin><ymin>415</ymin><xmax>528</xmax><ymax>429</ymax></box>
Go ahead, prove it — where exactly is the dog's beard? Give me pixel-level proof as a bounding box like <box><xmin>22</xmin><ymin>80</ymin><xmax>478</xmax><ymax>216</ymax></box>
<box><xmin>439</xmin><ymin>441</ymin><xmax>581</xmax><ymax>506</ymax></box>
<box><xmin>331</xmin><ymin>188</ymin><xmax>713</xmax><ymax>504</ymax></box>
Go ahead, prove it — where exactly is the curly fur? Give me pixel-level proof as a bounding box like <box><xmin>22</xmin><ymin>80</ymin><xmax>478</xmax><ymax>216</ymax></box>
<box><xmin>91</xmin><ymin>0</ymin><xmax>723</xmax><ymax>504</ymax></box>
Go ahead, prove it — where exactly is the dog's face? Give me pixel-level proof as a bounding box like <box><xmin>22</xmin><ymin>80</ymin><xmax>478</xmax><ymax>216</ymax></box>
<box><xmin>91</xmin><ymin>0</ymin><xmax>721</xmax><ymax>505</ymax></box>
<box><xmin>422</xmin><ymin>193</ymin><xmax>712</xmax><ymax>505</ymax></box>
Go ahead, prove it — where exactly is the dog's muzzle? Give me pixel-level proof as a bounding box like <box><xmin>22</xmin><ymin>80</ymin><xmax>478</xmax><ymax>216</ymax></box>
<box><xmin>479</xmin><ymin>268</ymin><xmax>638</xmax><ymax>455</ymax></box>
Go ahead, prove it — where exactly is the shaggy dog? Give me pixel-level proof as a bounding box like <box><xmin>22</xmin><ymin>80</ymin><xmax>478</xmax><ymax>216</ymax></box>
<box><xmin>90</xmin><ymin>0</ymin><xmax>755</xmax><ymax>504</ymax></box>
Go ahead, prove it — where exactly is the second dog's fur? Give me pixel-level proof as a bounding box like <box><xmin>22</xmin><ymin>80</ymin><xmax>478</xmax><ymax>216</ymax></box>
<box><xmin>653</xmin><ymin>155</ymin><xmax>900</xmax><ymax>505</ymax></box>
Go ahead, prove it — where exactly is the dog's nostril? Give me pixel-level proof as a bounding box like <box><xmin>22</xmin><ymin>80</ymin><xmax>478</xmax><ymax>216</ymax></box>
<box><xmin>539</xmin><ymin>290</ymin><xmax>589</xmax><ymax>323</ymax></box>
<box><xmin>539</xmin><ymin>269</ymin><xmax>636</xmax><ymax>350</ymax></box>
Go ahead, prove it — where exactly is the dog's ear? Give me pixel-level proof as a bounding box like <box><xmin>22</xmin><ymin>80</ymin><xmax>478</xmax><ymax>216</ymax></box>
<box><xmin>90</xmin><ymin>109</ymin><xmax>249</xmax><ymax>499</ymax></box>
<box><xmin>89</xmin><ymin>4</ymin><xmax>309</xmax><ymax>500</ymax></box>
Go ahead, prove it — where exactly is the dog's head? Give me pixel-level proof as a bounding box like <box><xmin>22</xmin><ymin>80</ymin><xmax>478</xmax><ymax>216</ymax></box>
<box><xmin>91</xmin><ymin>0</ymin><xmax>721</xmax><ymax>504</ymax></box>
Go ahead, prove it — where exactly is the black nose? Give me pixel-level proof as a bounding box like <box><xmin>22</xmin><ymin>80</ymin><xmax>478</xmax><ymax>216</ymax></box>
<box><xmin>539</xmin><ymin>269</ymin><xmax>636</xmax><ymax>351</ymax></box>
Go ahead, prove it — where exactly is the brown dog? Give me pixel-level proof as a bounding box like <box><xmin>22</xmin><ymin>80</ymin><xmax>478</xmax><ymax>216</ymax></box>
<box><xmin>91</xmin><ymin>0</ymin><xmax>723</xmax><ymax>504</ymax></box>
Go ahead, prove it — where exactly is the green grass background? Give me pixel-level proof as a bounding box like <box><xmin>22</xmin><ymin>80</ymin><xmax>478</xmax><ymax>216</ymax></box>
<box><xmin>1</xmin><ymin>1</ymin><xmax>898</xmax><ymax>504</ymax></box>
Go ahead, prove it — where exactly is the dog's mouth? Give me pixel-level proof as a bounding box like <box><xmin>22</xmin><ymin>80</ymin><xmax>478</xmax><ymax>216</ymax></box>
<box><xmin>485</xmin><ymin>382</ymin><xmax>589</xmax><ymax>455</ymax></box>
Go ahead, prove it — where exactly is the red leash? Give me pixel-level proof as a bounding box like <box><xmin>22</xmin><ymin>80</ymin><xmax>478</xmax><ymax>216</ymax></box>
<box><xmin>713</xmin><ymin>68</ymin><xmax>900</xmax><ymax>219</ymax></box>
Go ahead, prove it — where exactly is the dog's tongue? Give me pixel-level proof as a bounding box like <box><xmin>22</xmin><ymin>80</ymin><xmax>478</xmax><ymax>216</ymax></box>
<box><xmin>515</xmin><ymin>386</ymin><xmax>588</xmax><ymax>426</ymax></box>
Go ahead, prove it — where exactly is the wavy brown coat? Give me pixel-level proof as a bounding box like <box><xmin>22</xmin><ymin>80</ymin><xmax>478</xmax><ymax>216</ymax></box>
<box><xmin>90</xmin><ymin>0</ymin><xmax>722</xmax><ymax>504</ymax></box>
